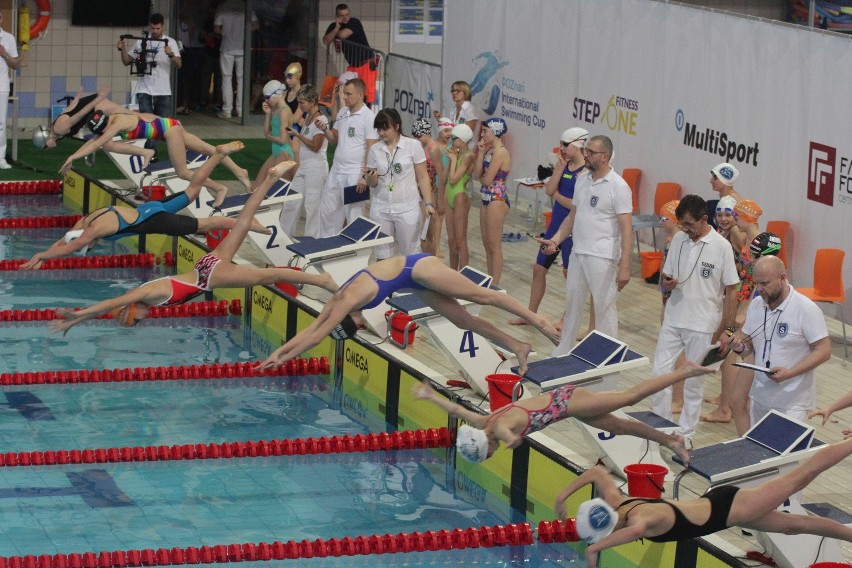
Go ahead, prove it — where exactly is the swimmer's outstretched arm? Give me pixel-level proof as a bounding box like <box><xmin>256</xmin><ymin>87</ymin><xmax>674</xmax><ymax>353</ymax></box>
<box><xmin>50</xmin><ymin>283</ymin><xmax>165</xmax><ymax>335</ymax></box>
<box><xmin>411</xmin><ymin>381</ymin><xmax>489</xmax><ymax>429</ymax></box>
<box><xmin>59</xmin><ymin>116</ymin><xmax>126</xmax><ymax>175</ymax></box>
<box><xmin>21</xmin><ymin>228</ymin><xmax>101</xmax><ymax>270</ymax></box>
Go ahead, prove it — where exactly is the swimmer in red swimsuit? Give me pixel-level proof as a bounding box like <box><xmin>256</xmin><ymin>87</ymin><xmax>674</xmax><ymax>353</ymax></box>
<box><xmin>51</xmin><ymin>145</ymin><xmax>338</xmax><ymax>335</ymax></box>
<box><xmin>556</xmin><ymin>438</ymin><xmax>852</xmax><ymax>568</ymax></box>
<box><xmin>414</xmin><ymin>361</ymin><xmax>715</xmax><ymax>465</ymax></box>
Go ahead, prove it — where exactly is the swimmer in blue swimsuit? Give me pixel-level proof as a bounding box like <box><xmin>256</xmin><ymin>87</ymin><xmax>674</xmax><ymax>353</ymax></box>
<box><xmin>415</xmin><ymin>361</ymin><xmax>711</xmax><ymax>464</ymax></box>
<box><xmin>258</xmin><ymin>254</ymin><xmax>562</xmax><ymax>375</ymax></box>
<box><xmin>556</xmin><ymin>437</ymin><xmax>852</xmax><ymax>563</ymax></box>
<box><xmin>22</xmin><ymin>143</ymin><xmax>270</xmax><ymax>269</ymax></box>
<box><xmin>51</xmin><ymin>152</ymin><xmax>338</xmax><ymax>335</ymax></box>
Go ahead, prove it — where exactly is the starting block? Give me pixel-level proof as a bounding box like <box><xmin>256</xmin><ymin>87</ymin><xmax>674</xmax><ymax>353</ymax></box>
<box><xmin>384</xmin><ymin>266</ymin><xmax>505</xmax><ymax>396</ymax></box>
<box><xmin>672</xmin><ymin>411</ymin><xmax>835</xmax><ymax>568</ymax></box>
<box><xmin>99</xmin><ymin>137</ymin><xmax>206</xmax><ymax>190</ymax></box>
<box><xmin>139</xmin><ymin>150</ymin><xmax>208</xmax><ymax>190</ymax></box>
<box><xmin>520</xmin><ymin>332</ymin><xmax>672</xmax><ymax>480</ymax></box>
<box><xmin>208</xmin><ymin>179</ymin><xmax>302</xmax><ymax>267</ymax></box>
<box><xmin>286</xmin><ymin>217</ymin><xmax>394</xmax><ymax>335</ymax></box>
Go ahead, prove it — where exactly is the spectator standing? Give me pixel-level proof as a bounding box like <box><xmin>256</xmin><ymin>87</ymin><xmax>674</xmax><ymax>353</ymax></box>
<box><xmin>316</xmin><ymin>78</ymin><xmax>378</xmax><ymax>237</ymax></box>
<box><xmin>541</xmin><ymin>135</ymin><xmax>633</xmax><ymax>355</ymax></box>
<box><xmin>435</xmin><ymin>81</ymin><xmax>480</xmax><ymax>151</ymax></box>
<box><xmin>215</xmin><ymin>0</ymin><xmax>259</xmax><ymax>119</ymax></box>
<box><xmin>322</xmin><ymin>3</ymin><xmax>372</xmax><ymax>67</ymax></box>
<box><xmin>176</xmin><ymin>7</ymin><xmax>204</xmax><ymax>115</ymax></box>
<box><xmin>0</xmin><ymin>11</ymin><xmax>20</xmax><ymax>169</ymax></box>
<box><xmin>727</xmin><ymin>255</ymin><xmax>831</xmax><ymax>435</ymax></box>
<box><xmin>365</xmin><ymin>109</ymin><xmax>435</xmax><ymax>259</ymax></box>
<box><xmin>117</xmin><ymin>13</ymin><xmax>181</xmax><ymax>149</ymax></box>
<box><xmin>286</xmin><ymin>84</ymin><xmax>329</xmax><ymax>238</ymax></box>
<box><xmin>649</xmin><ymin>194</ymin><xmax>739</xmax><ymax>440</ymax></box>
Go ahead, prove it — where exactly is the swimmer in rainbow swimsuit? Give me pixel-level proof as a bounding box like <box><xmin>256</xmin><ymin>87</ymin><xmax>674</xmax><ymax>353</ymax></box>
<box><xmin>58</xmin><ymin>110</ymin><xmax>252</xmax><ymax>207</ymax></box>
<box><xmin>556</xmin><ymin>438</ymin><xmax>852</xmax><ymax>568</ymax></box>
<box><xmin>473</xmin><ymin>117</ymin><xmax>511</xmax><ymax>285</ymax></box>
<box><xmin>258</xmin><ymin>253</ymin><xmax>561</xmax><ymax>376</ymax></box>
<box><xmin>415</xmin><ymin>361</ymin><xmax>712</xmax><ymax>465</ymax></box>
<box><xmin>50</xmin><ymin>147</ymin><xmax>338</xmax><ymax>335</ymax></box>
<box><xmin>22</xmin><ymin>143</ymin><xmax>269</xmax><ymax>270</ymax></box>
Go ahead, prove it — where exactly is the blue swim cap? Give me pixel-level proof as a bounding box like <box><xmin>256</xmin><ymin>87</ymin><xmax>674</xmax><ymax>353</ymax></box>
<box><xmin>484</xmin><ymin>117</ymin><xmax>508</xmax><ymax>137</ymax></box>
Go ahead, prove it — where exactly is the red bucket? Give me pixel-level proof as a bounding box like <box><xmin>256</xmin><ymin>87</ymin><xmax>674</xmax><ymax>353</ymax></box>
<box><xmin>143</xmin><ymin>185</ymin><xmax>167</xmax><ymax>201</ymax></box>
<box><xmin>485</xmin><ymin>374</ymin><xmax>523</xmax><ymax>411</ymax></box>
<box><xmin>206</xmin><ymin>229</ymin><xmax>230</xmax><ymax>250</ymax></box>
<box><xmin>388</xmin><ymin>311</ymin><xmax>417</xmax><ymax>345</ymax></box>
<box><xmin>274</xmin><ymin>266</ymin><xmax>302</xmax><ymax>298</ymax></box>
<box><xmin>809</xmin><ymin>564</ymin><xmax>852</xmax><ymax>568</ymax></box>
<box><xmin>624</xmin><ymin>463</ymin><xmax>668</xmax><ymax>498</ymax></box>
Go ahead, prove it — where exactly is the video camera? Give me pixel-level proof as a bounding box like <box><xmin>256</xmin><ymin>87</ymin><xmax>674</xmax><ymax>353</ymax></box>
<box><xmin>119</xmin><ymin>32</ymin><xmax>169</xmax><ymax>77</ymax></box>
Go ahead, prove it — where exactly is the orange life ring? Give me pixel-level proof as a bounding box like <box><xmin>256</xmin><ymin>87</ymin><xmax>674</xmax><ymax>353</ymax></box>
<box><xmin>29</xmin><ymin>0</ymin><xmax>51</xmax><ymax>39</ymax></box>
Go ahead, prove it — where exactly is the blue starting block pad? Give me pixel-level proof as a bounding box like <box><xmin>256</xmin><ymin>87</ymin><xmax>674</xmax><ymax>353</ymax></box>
<box><xmin>517</xmin><ymin>331</ymin><xmax>648</xmax><ymax>391</ymax></box>
<box><xmin>803</xmin><ymin>502</ymin><xmax>852</xmax><ymax>525</ymax></box>
<box><xmin>626</xmin><ymin>410</ymin><xmax>679</xmax><ymax>430</ymax></box>
<box><xmin>286</xmin><ymin>217</ymin><xmax>392</xmax><ymax>260</ymax></box>
<box><xmin>208</xmin><ymin>179</ymin><xmax>299</xmax><ymax>214</ymax></box>
<box><xmin>672</xmin><ymin>410</ymin><xmax>824</xmax><ymax>498</ymax></box>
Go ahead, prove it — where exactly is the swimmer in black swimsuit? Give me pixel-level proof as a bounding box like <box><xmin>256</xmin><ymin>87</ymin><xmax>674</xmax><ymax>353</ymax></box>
<box><xmin>257</xmin><ymin>255</ymin><xmax>562</xmax><ymax>375</ymax></box>
<box><xmin>555</xmin><ymin>437</ymin><xmax>852</xmax><ymax>568</ymax></box>
<box><xmin>21</xmin><ymin>142</ymin><xmax>269</xmax><ymax>270</ymax></box>
<box><xmin>51</xmin><ymin>149</ymin><xmax>337</xmax><ymax>335</ymax></box>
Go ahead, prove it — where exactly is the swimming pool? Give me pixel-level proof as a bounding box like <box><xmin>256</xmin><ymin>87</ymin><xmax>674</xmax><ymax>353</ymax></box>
<box><xmin>0</xmin><ymin>189</ymin><xmax>586</xmax><ymax>566</ymax></box>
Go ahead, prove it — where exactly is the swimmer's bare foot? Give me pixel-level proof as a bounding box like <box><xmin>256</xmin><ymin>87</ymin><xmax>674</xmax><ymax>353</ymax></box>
<box><xmin>237</xmin><ymin>168</ymin><xmax>252</xmax><ymax>191</ymax></box>
<box><xmin>514</xmin><ymin>342</ymin><xmax>533</xmax><ymax>377</ymax></box>
<box><xmin>140</xmin><ymin>148</ymin><xmax>155</xmax><ymax>170</ymax></box>
<box><xmin>665</xmin><ymin>434</ymin><xmax>690</xmax><ymax>465</ymax></box>
<box><xmin>320</xmin><ymin>272</ymin><xmax>338</xmax><ymax>293</ymax></box>
<box><xmin>215</xmin><ymin>141</ymin><xmax>245</xmax><ymax>155</ymax></box>
<box><xmin>211</xmin><ymin>186</ymin><xmax>229</xmax><ymax>208</ymax></box>
<box><xmin>250</xmin><ymin>217</ymin><xmax>272</xmax><ymax>234</ymax></box>
<box><xmin>535</xmin><ymin>316</ymin><xmax>561</xmax><ymax>345</ymax></box>
<box><xmin>700</xmin><ymin>408</ymin><xmax>732</xmax><ymax>423</ymax></box>
<box><xmin>704</xmin><ymin>395</ymin><xmax>720</xmax><ymax>405</ymax></box>
<box><xmin>508</xmin><ymin>317</ymin><xmax>529</xmax><ymax>326</ymax></box>
<box><xmin>269</xmin><ymin>160</ymin><xmax>298</xmax><ymax>179</ymax></box>
<box><xmin>577</xmin><ymin>327</ymin><xmax>594</xmax><ymax>342</ymax></box>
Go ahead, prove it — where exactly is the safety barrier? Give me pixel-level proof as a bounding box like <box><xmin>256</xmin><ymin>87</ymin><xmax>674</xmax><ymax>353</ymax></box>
<box><xmin>0</xmin><ymin>253</ymin><xmax>154</xmax><ymax>271</ymax></box>
<box><xmin>0</xmin><ymin>357</ymin><xmax>331</xmax><ymax>386</ymax></box>
<box><xmin>0</xmin><ymin>300</ymin><xmax>243</xmax><ymax>322</ymax></box>
<box><xmin>0</xmin><ymin>180</ymin><xmax>62</xmax><ymax>194</ymax></box>
<box><xmin>0</xmin><ymin>427</ymin><xmax>452</xmax><ymax>468</ymax></box>
<box><xmin>0</xmin><ymin>520</ymin><xmax>532</xmax><ymax>567</ymax></box>
<box><xmin>0</xmin><ymin>215</ymin><xmax>81</xmax><ymax>229</ymax></box>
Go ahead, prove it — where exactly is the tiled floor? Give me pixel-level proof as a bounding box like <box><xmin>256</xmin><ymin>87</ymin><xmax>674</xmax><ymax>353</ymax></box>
<box><xmin>178</xmin><ymin>112</ymin><xmax>852</xmax><ymax>563</ymax></box>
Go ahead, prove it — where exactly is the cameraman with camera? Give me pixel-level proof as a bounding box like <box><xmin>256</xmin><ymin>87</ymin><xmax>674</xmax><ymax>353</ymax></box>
<box><xmin>116</xmin><ymin>13</ymin><xmax>181</xmax><ymax>150</ymax></box>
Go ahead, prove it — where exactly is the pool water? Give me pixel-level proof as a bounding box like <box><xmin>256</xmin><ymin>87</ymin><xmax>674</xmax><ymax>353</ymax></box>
<box><xmin>0</xmin><ymin>194</ymin><xmax>583</xmax><ymax>566</ymax></box>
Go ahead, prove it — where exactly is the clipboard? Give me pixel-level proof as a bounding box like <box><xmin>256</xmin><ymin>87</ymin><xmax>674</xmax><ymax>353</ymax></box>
<box><xmin>701</xmin><ymin>346</ymin><xmax>726</xmax><ymax>366</ymax></box>
<box><xmin>343</xmin><ymin>184</ymin><xmax>370</xmax><ymax>205</ymax></box>
<box><xmin>733</xmin><ymin>361</ymin><xmax>773</xmax><ymax>374</ymax></box>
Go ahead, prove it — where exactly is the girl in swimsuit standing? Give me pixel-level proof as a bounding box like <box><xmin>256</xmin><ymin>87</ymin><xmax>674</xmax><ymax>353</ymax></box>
<box><xmin>50</xmin><ymin>143</ymin><xmax>337</xmax><ymax>335</ymax></box>
<box><xmin>258</xmin><ymin>253</ymin><xmax>561</xmax><ymax>375</ymax></box>
<box><xmin>414</xmin><ymin>362</ymin><xmax>711</xmax><ymax>465</ymax></box>
<box><xmin>58</xmin><ymin>111</ymin><xmax>252</xmax><ymax>207</ymax></box>
<box><xmin>473</xmin><ymin>117</ymin><xmax>511</xmax><ymax>285</ymax></box>
<box><xmin>556</xmin><ymin>438</ymin><xmax>852</xmax><ymax>568</ymax></box>
<box><xmin>444</xmin><ymin>123</ymin><xmax>475</xmax><ymax>271</ymax></box>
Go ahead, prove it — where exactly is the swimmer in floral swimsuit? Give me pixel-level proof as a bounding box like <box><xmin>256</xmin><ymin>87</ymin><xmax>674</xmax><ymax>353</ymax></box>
<box><xmin>415</xmin><ymin>361</ymin><xmax>714</xmax><ymax>464</ymax></box>
<box><xmin>473</xmin><ymin>117</ymin><xmax>511</xmax><ymax>285</ymax></box>
<box><xmin>51</xmin><ymin>146</ymin><xmax>337</xmax><ymax>335</ymax></box>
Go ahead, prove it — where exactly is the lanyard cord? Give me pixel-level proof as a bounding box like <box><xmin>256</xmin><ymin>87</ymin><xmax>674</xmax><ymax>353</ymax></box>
<box><xmin>674</xmin><ymin>239</ymin><xmax>707</xmax><ymax>284</ymax></box>
<box><xmin>761</xmin><ymin>306</ymin><xmax>784</xmax><ymax>368</ymax></box>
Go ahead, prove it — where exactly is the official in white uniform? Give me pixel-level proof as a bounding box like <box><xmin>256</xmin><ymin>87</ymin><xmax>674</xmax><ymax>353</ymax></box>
<box><xmin>0</xmin><ymin>11</ymin><xmax>20</xmax><ymax>169</ymax></box>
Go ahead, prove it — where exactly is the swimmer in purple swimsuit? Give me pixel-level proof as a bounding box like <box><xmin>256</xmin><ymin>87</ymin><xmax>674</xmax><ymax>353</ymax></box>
<box><xmin>258</xmin><ymin>254</ymin><xmax>561</xmax><ymax>375</ymax></box>
<box><xmin>556</xmin><ymin>438</ymin><xmax>852</xmax><ymax>568</ymax></box>
<box><xmin>51</xmin><ymin>146</ymin><xmax>337</xmax><ymax>335</ymax></box>
<box><xmin>473</xmin><ymin>117</ymin><xmax>511</xmax><ymax>285</ymax></box>
<box><xmin>414</xmin><ymin>361</ymin><xmax>715</xmax><ymax>465</ymax></box>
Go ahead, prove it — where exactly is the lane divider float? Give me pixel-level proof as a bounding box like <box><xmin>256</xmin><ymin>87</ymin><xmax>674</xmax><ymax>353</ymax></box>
<box><xmin>0</xmin><ymin>253</ymin><xmax>154</xmax><ymax>271</ymax></box>
<box><xmin>0</xmin><ymin>428</ymin><xmax>452</xmax><ymax>468</ymax></box>
<box><xmin>0</xmin><ymin>300</ymin><xmax>243</xmax><ymax>322</ymax></box>
<box><xmin>0</xmin><ymin>357</ymin><xmax>331</xmax><ymax>386</ymax></box>
<box><xmin>0</xmin><ymin>215</ymin><xmax>81</xmax><ymax>229</ymax></box>
<box><xmin>0</xmin><ymin>180</ymin><xmax>62</xmax><ymax>195</ymax></box>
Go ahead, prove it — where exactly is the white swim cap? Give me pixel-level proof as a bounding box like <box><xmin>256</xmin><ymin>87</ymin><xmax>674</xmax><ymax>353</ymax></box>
<box><xmin>64</xmin><ymin>229</ymin><xmax>89</xmax><ymax>256</ymax></box>
<box><xmin>716</xmin><ymin>195</ymin><xmax>738</xmax><ymax>213</ymax></box>
<box><xmin>560</xmin><ymin>127</ymin><xmax>588</xmax><ymax>147</ymax></box>
<box><xmin>576</xmin><ymin>498</ymin><xmax>619</xmax><ymax>544</ymax></box>
<box><xmin>263</xmin><ymin>80</ymin><xmax>284</xmax><ymax>98</ymax></box>
<box><xmin>711</xmin><ymin>163</ymin><xmax>739</xmax><ymax>186</ymax></box>
<box><xmin>456</xmin><ymin>424</ymin><xmax>489</xmax><ymax>463</ymax></box>
<box><xmin>451</xmin><ymin>124</ymin><xmax>473</xmax><ymax>144</ymax></box>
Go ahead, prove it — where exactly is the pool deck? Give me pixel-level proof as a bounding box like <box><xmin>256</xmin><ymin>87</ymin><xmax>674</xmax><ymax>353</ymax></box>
<box><xmin>125</xmin><ymin>112</ymin><xmax>852</xmax><ymax>563</ymax></box>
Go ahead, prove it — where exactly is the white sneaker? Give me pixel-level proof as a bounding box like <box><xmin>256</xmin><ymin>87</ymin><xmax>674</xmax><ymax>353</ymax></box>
<box><xmin>217</xmin><ymin>111</ymin><xmax>231</xmax><ymax>120</ymax></box>
<box><xmin>0</xmin><ymin>160</ymin><xmax>10</xmax><ymax>169</ymax></box>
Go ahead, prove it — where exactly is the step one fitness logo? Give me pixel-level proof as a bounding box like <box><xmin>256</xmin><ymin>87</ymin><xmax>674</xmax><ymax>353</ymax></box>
<box><xmin>573</xmin><ymin>95</ymin><xmax>639</xmax><ymax>136</ymax></box>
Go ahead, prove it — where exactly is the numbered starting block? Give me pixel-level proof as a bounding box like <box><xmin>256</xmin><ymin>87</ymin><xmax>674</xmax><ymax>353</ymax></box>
<box><xmin>286</xmin><ymin>217</ymin><xmax>394</xmax><ymax>335</ymax></box>
<box><xmin>98</xmin><ymin>137</ymin><xmax>207</xmax><ymax>191</ymax></box>
<box><xmin>384</xmin><ymin>266</ymin><xmax>505</xmax><ymax>396</ymax></box>
<box><xmin>208</xmin><ymin>179</ymin><xmax>302</xmax><ymax>267</ymax></box>
<box><xmin>519</xmin><ymin>332</ymin><xmax>672</xmax><ymax>479</ymax></box>
<box><xmin>672</xmin><ymin>411</ymin><xmax>835</xmax><ymax>568</ymax></box>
